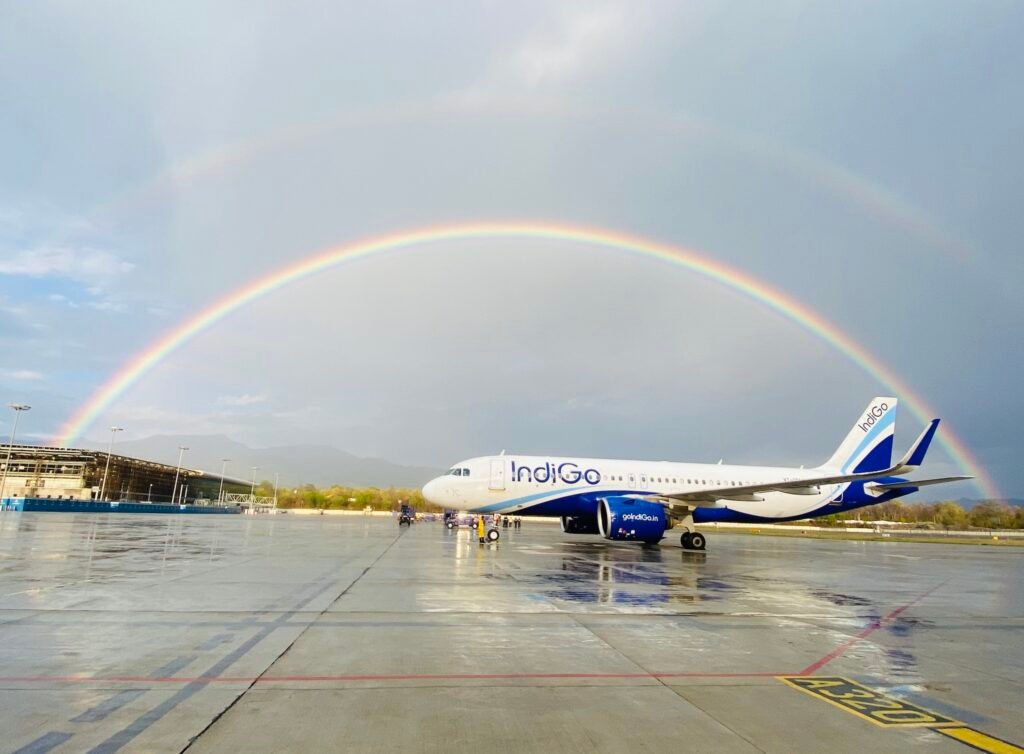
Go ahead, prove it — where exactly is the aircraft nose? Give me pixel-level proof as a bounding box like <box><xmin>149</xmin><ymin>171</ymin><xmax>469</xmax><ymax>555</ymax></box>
<box><xmin>422</xmin><ymin>477</ymin><xmax>443</xmax><ymax>505</ymax></box>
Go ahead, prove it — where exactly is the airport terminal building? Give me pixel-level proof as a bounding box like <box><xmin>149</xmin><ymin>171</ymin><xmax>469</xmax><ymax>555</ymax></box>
<box><xmin>0</xmin><ymin>444</ymin><xmax>249</xmax><ymax>504</ymax></box>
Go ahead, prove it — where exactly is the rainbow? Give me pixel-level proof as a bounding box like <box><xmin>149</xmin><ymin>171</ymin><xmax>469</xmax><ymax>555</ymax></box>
<box><xmin>52</xmin><ymin>221</ymin><xmax>999</xmax><ymax>500</ymax></box>
<box><xmin>63</xmin><ymin>100</ymin><xmax>971</xmax><ymax>270</ymax></box>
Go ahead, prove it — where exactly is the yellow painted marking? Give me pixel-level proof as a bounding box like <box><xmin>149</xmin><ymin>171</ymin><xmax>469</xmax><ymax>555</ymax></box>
<box><xmin>938</xmin><ymin>727</ymin><xmax>1024</xmax><ymax>754</ymax></box>
<box><xmin>778</xmin><ymin>676</ymin><xmax>961</xmax><ymax>728</ymax></box>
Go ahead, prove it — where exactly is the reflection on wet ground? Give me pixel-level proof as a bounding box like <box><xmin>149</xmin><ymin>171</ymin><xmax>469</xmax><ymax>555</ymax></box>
<box><xmin>2</xmin><ymin>513</ymin><xmax>233</xmax><ymax>585</ymax></box>
<box><xmin>1</xmin><ymin>514</ymin><xmax>1022</xmax><ymax>753</ymax></box>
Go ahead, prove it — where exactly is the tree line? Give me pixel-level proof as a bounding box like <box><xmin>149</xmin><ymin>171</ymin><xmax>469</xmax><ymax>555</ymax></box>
<box><xmin>254</xmin><ymin>482</ymin><xmax>439</xmax><ymax>512</ymax></box>
<box><xmin>815</xmin><ymin>500</ymin><xmax>1024</xmax><ymax>530</ymax></box>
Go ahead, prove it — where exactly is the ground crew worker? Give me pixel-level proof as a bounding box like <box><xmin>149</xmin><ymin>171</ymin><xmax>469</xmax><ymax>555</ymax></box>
<box><xmin>477</xmin><ymin>514</ymin><xmax>486</xmax><ymax>544</ymax></box>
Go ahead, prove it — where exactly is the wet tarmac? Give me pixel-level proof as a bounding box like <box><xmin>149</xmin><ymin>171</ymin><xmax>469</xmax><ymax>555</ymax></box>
<box><xmin>1</xmin><ymin>513</ymin><xmax>1022</xmax><ymax>753</ymax></box>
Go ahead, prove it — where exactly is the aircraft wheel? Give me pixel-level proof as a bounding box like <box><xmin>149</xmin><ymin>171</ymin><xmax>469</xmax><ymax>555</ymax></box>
<box><xmin>486</xmin><ymin>527</ymin><xmax>501</xmax><ymax>542</ymax></box>
<box><xmin>680</xmin><ymin>532</ymin><xmax>693</xmax><ymax>549</ymax></box>
<box><xmin>689</xmin><ymin>532</ymin><xmax>706</xmax><ymax>551</ymax></box>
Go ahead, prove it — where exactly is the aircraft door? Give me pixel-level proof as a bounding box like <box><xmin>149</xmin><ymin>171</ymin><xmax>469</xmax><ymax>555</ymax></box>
<box><xmin>489</xmin><ymin>459</ymin><xmax>506</xmax><ymax>490</ymax></box>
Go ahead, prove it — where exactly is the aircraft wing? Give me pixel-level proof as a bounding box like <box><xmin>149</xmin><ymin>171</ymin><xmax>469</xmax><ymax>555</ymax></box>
<box><xmin>652</xmin><ymin>468</ymin><xmax>884</xmax><ymax>506</ymax></box>
<box><xmin>652</xmin><ymin>419</ymin><xmax>961</xmax><ymax>506</ymax></box>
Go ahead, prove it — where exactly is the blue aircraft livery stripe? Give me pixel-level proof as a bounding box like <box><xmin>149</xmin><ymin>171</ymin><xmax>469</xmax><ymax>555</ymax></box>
<box><xmin>470</xmin><ymin>487</ymin><xmax>592</xmax><ymax>513</ymax></box>
<box><xmin>842</xmin><ymin>409</ymin><xmax>895</xmax><ymax>473</ymax></box>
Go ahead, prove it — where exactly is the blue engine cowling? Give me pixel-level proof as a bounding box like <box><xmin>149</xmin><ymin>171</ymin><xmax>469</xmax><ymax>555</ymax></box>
<box><xmin>597</xmin><ymin>497</ymin><xmax>669</xmax><ymax>543</ymax></box>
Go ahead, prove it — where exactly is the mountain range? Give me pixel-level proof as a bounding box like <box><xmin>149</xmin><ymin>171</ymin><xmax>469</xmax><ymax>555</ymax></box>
<box><xmin>88</xmin><ymin>434</ymin><xmax>442</xmax><ymax>489</ymax></box>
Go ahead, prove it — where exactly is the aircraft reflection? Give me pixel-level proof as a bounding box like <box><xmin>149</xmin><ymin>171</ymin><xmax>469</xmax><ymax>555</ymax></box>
<box><xmin>536</xmin><ymin>543</ymin><xmax>723</xmax><ymax>608</ymax></box>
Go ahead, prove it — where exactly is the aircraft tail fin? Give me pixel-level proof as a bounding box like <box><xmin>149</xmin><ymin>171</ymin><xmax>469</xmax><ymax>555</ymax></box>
<box><xmin>820</xmin><ymin>397</ymin><xmax>898</xmax><ymax>473</ymax></box>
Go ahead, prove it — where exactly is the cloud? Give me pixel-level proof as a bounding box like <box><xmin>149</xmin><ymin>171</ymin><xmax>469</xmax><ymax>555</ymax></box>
<box><xmin>217</xmin><ymin>393</ymin><xmax>270</xmax><ymax>407</ymax></box>
<box><xmin>85</xmin><ymin>299</ymin><xmax>128</xmax><ymax>313</ymax></box>
<box><xmin>46</xmin><ymin>290</ymin><xmax>129</xmax><ymax>313</ymax></box>
<box><xmin>504</xmin><ymin>4</ymin><xmax>632</xmax><ymax>87</ymax></box>
<box><xmin>451</xmin><ymin>1</ymin><xmax>646</xmax><ymax>106</ymax></box>
<box><xmin>0</xmin><ymin>296</ymin><xmax>27</xmax><ymax>319</ymax></box>
<box><xmin>0</xmin><ymin>247</ymin><xmax>134</xmax><ymax>286</ymax></box>
<box><xmin>0</xmin><ymin>369</ymin><xmax>44</xmax><ymax>381</ymax></box>
<box><xmin>48</xmin><ymin>293</ymin><xmax>81</xmax><ymax>308</ymax></box>
<box><xmin>97</xmin><ymin>404</ymin><xmax>240</xmax><ymax>439</ymax></box>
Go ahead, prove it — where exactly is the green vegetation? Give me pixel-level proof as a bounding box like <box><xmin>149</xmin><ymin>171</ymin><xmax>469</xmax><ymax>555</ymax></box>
<box><xmin>253</xmin><ymin>481</ymin><xmax>442</xmax><ymax>512</ymax></box>
<box><xmin>809</xmin><ymin>500</ymin><xmax>1024</xmax><ymax>530</ymax></box>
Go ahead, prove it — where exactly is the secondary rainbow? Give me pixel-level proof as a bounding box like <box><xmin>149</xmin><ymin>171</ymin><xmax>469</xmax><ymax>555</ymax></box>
<box><xmin>52</xmin><ymin>221</ymin><xmax>999</xmax><ymax>500</ymax></box>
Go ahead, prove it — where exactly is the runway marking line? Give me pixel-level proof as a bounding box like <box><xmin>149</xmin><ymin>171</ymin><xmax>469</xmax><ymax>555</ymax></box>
<box><xmin>778</xmin><ymin>676</ymin><xmax>960</xmax><ymax>728</ymax></box>
<box><xmin>937</xmin><ymin>727</ymin><xmax>1024</xmax><ymax>754</ymax></box>
<box><xmin>779</xmin><ymin>677</ymin><xmax>1024</xmax><ymax>754</ymax></box>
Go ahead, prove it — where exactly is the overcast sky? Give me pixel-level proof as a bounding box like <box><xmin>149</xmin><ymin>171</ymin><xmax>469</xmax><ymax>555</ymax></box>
<box><xmin>1</xmin><ymin>1</ymin><xmax>1021</xmax><ymax>497</ymax></box>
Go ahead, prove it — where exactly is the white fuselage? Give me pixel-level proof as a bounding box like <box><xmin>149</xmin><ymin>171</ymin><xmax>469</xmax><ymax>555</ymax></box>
<box><xmin>422</xmin><ymin>454</ymin><xmax>843</xmax><ymax>520</ymax></box>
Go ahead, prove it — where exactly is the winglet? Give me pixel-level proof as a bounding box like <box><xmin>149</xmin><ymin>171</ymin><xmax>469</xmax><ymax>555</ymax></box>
<box><xmin>894</xmin><ymin>419</ymin><xmax>940</xmax><ymax>472</ymax></box>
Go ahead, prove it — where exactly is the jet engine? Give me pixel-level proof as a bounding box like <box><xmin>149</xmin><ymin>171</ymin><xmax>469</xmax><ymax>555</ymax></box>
<box><xmin>597</xmin><ymin>497</ymin><xmax>669</xmax><ymax>544</ymax></box>
<box><xmin>561</xmin><ymin>514</ymin><xmax>600</xmax><ymax>534</ymax></box>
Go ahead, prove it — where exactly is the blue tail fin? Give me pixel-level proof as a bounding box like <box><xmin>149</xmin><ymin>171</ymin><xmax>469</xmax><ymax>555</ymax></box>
<box><xmin>820</xmin><ymin>397</ymin><xmax>897</xmax><ymax>473</ymax></box>
<box><xmin>893</xmin><ymin>419</ymin><xmax>940</xmax><ymax>472</ymax></box>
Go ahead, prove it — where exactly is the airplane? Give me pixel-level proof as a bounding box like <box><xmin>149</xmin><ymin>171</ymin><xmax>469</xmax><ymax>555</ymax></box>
<box><xmin>421</xmin><ymin>397</ymin><xmax>971</xmax><ymax>550</ymax></box>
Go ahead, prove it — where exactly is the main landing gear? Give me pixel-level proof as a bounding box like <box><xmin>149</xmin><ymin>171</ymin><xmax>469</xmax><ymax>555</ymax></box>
<box><xmin>676</xmin><ymin>513</ymin><xmax>706</xmax><ymax>551</ymax></box>
<box><xmin>680</xmin><ymin>531</ymin><xmax>706</xmax><ymax>551</ymax></box>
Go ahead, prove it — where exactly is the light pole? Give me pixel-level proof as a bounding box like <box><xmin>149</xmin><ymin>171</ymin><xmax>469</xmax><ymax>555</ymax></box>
<box><xmin>218</xmin><ymin>458</ymin><xmax>230</xmax><ymax>503</ymax></box>
<box><xmin>147</xmin><ymin>483</ymin><xmax>153</xmax><ymax>503</ymax></box>
<box><xmin>250</xmin><ymin>466</ymin><xmax>259</xmax><ymax>501</ymax></box>
<box><xmin>1</xmin><ymin>403</ymin><xmax>30</xmax><ymax>501</ymax></box>
<box><xmin>171</xmin><ymin>446</ymin><xmax>188</xmax><ymax>506</ymax></box>
<box><xmin>98</xmin><ymin>426</ymin><xmax>123</xmax><ymax>501</ymax></box>
<box><xmin>273</xmin><ymin>472</ymin><xmax>280</xmax><ymax>508</ymax></box>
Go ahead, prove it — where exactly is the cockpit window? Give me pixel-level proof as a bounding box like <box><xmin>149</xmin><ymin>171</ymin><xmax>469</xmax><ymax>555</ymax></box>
<box><xmin>461</xmin><ymin>467</ymin><xmax>470</xmax><ymax>477</ymax></box>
